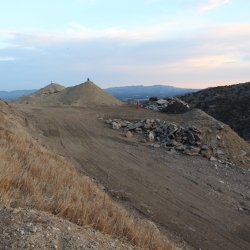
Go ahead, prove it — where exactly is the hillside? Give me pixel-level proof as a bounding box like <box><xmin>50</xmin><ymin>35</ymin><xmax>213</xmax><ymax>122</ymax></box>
<box><xmin>9</xmin><ymin>83</ymin><xmax>65</xmax><ymax>105</ymax></box>
<box><xmin>11</xmin><ymin>81</ymin><xmax>123</xmax><ymax>106</ymax></box>
<box><xmin>180</xmin><ymin>82</ymin><xmax>250</xmax><ymax>143</ymax></box>
<box><xmin>105</xmin><ymin>85</ymin><xmax>200</xmax><ymax>101</ymax></box>
<box><xmin>11</xmin><ymin>102</ymin><xmax>250</xmax><ymax>250</ymax></box>
<box><xmin>0</xmin><ymin>100</ymin><xmax>176</xmax><ymax>250</ymax></box>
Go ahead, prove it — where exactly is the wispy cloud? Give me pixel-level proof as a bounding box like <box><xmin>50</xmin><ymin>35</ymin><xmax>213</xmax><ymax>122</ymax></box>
<box><xmin>0</xmin><ymin>57</ymin><xmax>16</xmax><ymax>61</ymax></box>
<box><xmin>1</xmin><ymin>23</ymin><xmax>168</xmax><ymax>48</ymax></box>
<box><xmin>1</xmin><ymin>20</ymin><xmax>249</xmax><ymax>89</ymax></box>
<box><xmin>195</xmin><ymin>0</ymin><xmax>230</xmax><ymax>11</ymax></box>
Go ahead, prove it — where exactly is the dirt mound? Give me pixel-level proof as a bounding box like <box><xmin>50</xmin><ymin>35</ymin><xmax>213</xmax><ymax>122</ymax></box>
<box><xmin>180</xmin><ymin>81</ymin><xmax>250</xmax><ymax>143</ymax></box>
<box><xmin>160</xmin><ymin>101</ymin><xmax>190</xmax><ymax>114</ymax></box>
<box><xmin>0</xmin><ymin>207</ymin><xmax>139</xmax><ymax>250</ymax></box>
<box><xmin>11</xmin><ymin>83</ymin><xmax>65</xmax><ymax>105</ymax></box>
<box><xmin>179</xmin><ymin>108</ymin><xmax>216</xmax><ymax>121</ymax></box>
<box><xmin>11</xmin><ymin>81</ymin><xmax>123</xmax><ymax>107</ymax></box>
<box><xmin>53</xmin><ymin>81</ymin><xmax>123</xmax><ymax>106</ymax></box>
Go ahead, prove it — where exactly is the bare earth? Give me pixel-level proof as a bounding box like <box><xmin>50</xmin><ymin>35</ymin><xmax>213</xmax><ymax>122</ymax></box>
<box><xmin>14</xmin><ymin>104</ymin><xmax>250</xmax><ymax>250</ymax></box>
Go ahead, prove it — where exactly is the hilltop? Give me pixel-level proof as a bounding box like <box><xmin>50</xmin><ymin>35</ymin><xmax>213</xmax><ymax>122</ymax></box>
<box><xmin>11</xmin><ymin>81</ymin><xmax>123</xmax><ymax>106</ymax></box>
<box><xmin>180</xmin><ymin>82</ymin><xmax>250</xmax><ymax>143</ymax></box>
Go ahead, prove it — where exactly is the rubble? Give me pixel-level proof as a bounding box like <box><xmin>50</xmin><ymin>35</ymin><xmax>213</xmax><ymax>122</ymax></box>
<box><xmin>141</xmin><ymin>96</ymin><xmax>190</xmax><ymax>114</ymax></box>
<box><xmin>106</xmin><ymin>118</ymin><xmax>209</xmax><ymax>157</ymax></box>
<box><xmin>105</xmin><ymin>117</ymin><xmax>249</xmax><ymax>166</ymax></box>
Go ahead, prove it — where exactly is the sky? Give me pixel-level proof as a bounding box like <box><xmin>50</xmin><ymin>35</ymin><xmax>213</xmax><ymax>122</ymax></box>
<box><xmin>0</xmin><ymin>0</ymin><xmax>250</xmax><ymax>91</ymax></box>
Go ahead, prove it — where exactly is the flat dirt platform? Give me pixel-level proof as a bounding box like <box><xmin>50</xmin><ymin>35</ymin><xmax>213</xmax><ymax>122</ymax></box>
<box><xmin>15</xmin><ymin>104</ymin><xmax>250</xmax><ymax>250</ymax></box>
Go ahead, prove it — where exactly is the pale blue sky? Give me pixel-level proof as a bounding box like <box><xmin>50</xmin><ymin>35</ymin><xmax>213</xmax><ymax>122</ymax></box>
<box><xmin>0</xmin><ymin>0</ymin><xmax>249</xmax><ymax>91</ymax></box>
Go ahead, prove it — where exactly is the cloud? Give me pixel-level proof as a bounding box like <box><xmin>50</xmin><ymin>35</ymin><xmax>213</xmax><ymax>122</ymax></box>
<box><xmin>195</xmin><ymin>0</ymin><xmax>230</xmax><ymax>11</ymax></box>
<box><xmin>0</xmin><ymin>57</ymin><xmax>16</xmax><ymax>61</ymax></box>
<box><xmin>1</xmin><ymin>21</ymin><xmax>250</xmax><ymax>90</ymax></box>
<box><xmin>1</xmin><ymin>23</ymin><xmax>168</xmax><ymax>49</ymax></box>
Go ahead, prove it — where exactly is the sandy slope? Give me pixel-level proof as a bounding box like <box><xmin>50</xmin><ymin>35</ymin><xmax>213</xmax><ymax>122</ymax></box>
<box><xmin>15</xmin><ymin>104</ymin><xmax>250</xmax><ymax>250</ymax></box>
<box><xmin>11</xmin><ymin>81</ymin><xmax>123</xmax><ymax>107</ymax></box>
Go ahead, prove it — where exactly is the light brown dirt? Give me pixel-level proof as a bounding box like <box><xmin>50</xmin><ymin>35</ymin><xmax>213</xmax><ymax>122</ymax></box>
<box><xmin>13</xmin><ymin>104</ymin><xmax>250</xmax><ymax>250</ymax></box>
<box><xmin>0</xmin><ymin>206</ymin><xmax>139</xmax><ymax>250</ymax></box>
<box><xmin>11</xmin><ymin>81</ymin><xmax>123</xmax><ymax>107</ymax></box>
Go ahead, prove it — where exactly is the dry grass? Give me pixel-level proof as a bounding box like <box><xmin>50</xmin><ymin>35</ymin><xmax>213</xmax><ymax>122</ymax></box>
<box><xmin>0</xmin><ymin>105</ymin><xmax>178</xmax><ymax>250</ymax></box>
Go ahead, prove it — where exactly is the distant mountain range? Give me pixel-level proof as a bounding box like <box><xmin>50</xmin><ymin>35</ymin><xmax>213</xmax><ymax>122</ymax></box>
<box><xmin>0</xmin><ymin>85</ymin><xmax>200</xmax><ymax>101</ymax></box>
<box><xmin>0</xmin><ymin>90</ymin><xmax>38</xmax><ymax>101</ymax></box>
<box><xmin>105</xmin><ymin>85</ymin><xmax>200</xmax><ymax>101</ymax></box>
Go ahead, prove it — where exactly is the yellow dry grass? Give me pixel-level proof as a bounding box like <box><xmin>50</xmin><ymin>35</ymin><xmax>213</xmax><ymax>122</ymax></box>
<box><xmin>0</xmin><ymin>105</ymin><xmax>178</xmax><ymax>250</ymax></box>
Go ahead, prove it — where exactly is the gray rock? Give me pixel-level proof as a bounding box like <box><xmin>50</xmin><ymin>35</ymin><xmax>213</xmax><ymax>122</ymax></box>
<box><xmin>187</xmin><ymin>132</ymin><xmax>195</xmax><ymax>142</ymax></box>
<box><xmin>194</xmin><ymin>134</ymin><xmax>201</xmax><ymax>142</ymax></box>
<box><xmin>106</xmin><ymin>119</ymin><xmax>112</xmax><ymax>124</ymax></box>
<box><xmin>128</xmin><ymin>122</ymin><xmax>143</xmax><ymax>130</ymax></box>
<box><xmin>117</xmin><ymin>121</ymin><xmax>128</xmax><ymax>127</ymax></box>
<box><xmin>239</xmin><ymin>150</ymin><xmax>246</xmax><ymax>156</ymax></box>
<box><xmin>210</xmin><ymin>156</ymin><xmax>217</xmax><ymax>162</ymax></box>
<box><xmin>217</xmin><ymin>123</ymin><xmax>224</xmax><ymax>130</ymax></box>
<box><xmin>156</xmin><ymin>99</ymin><xmax>167</xmax><ymax>105</ymax></box>
<box><xmin>216</xmin><ymin>150</ymin><xmax>224</xmax><ymax>155</ymax></box>
<box><xmin>167</xmin><ymin>127</ymin><xmax>178</xmax><ymax>137</ymax></box>
<box><xmin>135</xmin><ymin>127</ymin><xmax>142</xmax><ymax>133</ymax></box>
<box><xmin>111</xmin><ymin>122</ymin><xmax>121</xmax><ymax>130</ymax></box>
<box><xmin>155</xmin><ymin>127</ymin><xmax>163</xmax><ymax>133</ymax></box>
<box><xmin>174</xmin><ymin>145</ymin><xmax>185</xmax><ymax>151</ymax></box>
<box><xmin>201</xmin><ymin>144</ymin><xmax>209</xmax><ymax>150</ymax></box>
<box><xmin>216</xmin><ymin>135</ymin><xmax>221</xmax><ymax>140</ymax></box>
<box><xmin>148</xmin><ymin>132</ymin><xmax>154</xmax><ymax>141</ymax></box>
<box><xmin>184</xmin><ymin>146</ymin><xmax>201</xmax><ymax>156</ymax></box>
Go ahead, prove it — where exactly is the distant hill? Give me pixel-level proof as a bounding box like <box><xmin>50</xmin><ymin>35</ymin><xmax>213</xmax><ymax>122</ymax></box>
<box><xmin>105</xmin><ymin>85</ymin><xmax>200</xmax><ymax>101</ymax></box>
<box><xmin>0</xmin><ymin>89</ymin><xmax>38</xmax><ymax>101</ymax></box>
<box><xmin>180</xmin><ymin>81</ymin><xmax>250</xmax><ymax>143</ymax></box>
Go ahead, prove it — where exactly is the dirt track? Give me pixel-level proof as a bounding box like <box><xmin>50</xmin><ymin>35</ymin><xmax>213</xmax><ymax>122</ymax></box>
<box><xmin>16</xmin><ymin>104</ymin><xmax>250</xmax><ymax>250</ymax></box>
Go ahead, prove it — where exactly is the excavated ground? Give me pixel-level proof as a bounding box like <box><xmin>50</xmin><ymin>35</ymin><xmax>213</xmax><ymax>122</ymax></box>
<box><xmin>14</xmin><ymin>104</ymin><xmax>250</xmax><ymax>250</ymax></box>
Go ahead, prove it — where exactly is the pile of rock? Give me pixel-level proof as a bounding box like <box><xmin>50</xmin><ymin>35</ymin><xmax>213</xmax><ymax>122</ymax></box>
<box><xmin>141</xmin><ymin>96</ymin><xmax>190</xmax><ymax>113</ymax></box>
<box><xmin>106</xmin><ymin>118</ymin><xmax>206</xmax><ymax>156</ymax></box>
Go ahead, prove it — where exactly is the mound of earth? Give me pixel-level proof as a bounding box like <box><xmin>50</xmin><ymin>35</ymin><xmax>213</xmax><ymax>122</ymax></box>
<box><xmin>0</xmin><ymin>207</ymin><xmax>138</xmax><ymax>250</ymax></box>
<box><xmin>52</xmin><ymin>81</ymin><xmax>123</xmax><ymax>106</ymax></box>
<box><xmin>160</xmin><ymin>101</ymin><xmax>190</xmax><ymax>114</ymax></box>
<box><xmin>180</xmin><ymin>81</ymin><xmax>250</xmax><ymax>143</ymax></box>
<box><xmin>11</xmin><ymin>83</ymin><xmax>65</xmax><ymax>105</ymax></box>
<box><xmin>11</xmin><ymin>81</ymin><xmax>123</xmax><ymax>107</ymax></box>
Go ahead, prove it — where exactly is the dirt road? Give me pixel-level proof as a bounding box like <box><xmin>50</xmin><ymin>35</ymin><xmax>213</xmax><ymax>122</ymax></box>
<box><xmin>16</xmin><ymin>104</ymin><xmax>250</xmax><ymax>250</ymax></box>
